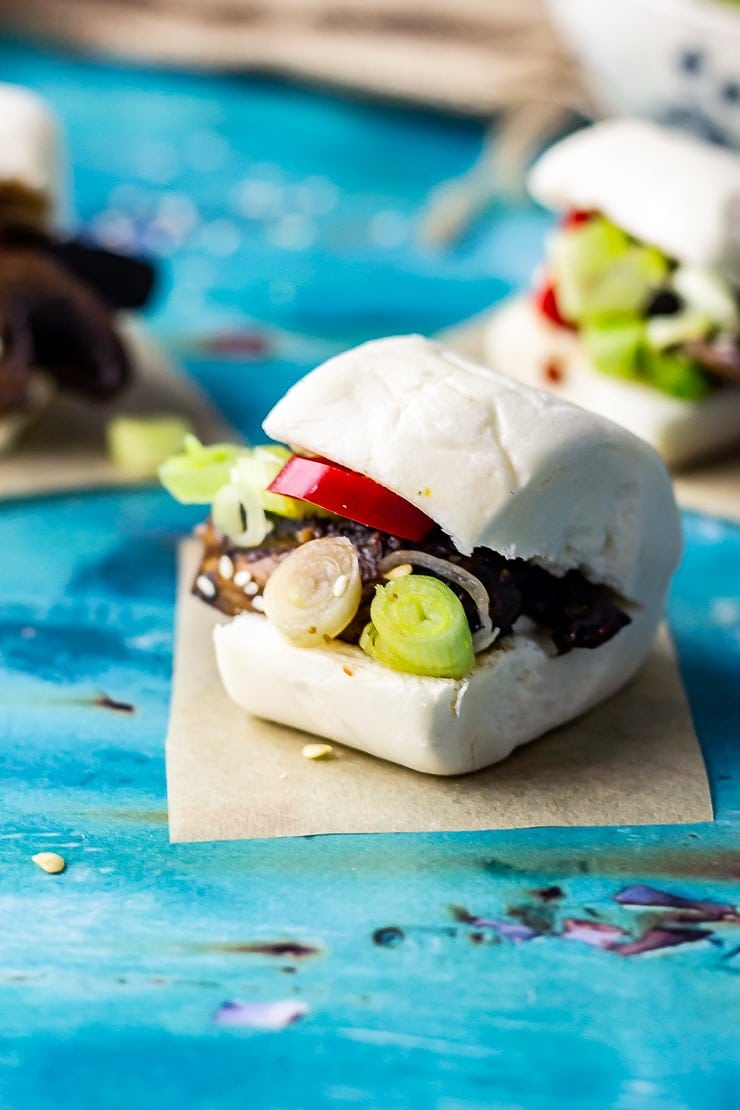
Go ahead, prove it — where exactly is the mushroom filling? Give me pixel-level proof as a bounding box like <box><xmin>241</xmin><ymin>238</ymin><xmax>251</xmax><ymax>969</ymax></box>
<box><xmin>193</xmin><ymin>514</ymin><xmax>630</xmax><ymax>657</ymax></box>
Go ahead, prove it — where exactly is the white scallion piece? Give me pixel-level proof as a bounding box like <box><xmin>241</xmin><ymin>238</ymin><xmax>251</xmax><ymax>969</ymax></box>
<box><xmin>263</xmin><ymin>537</ymin><xmax>362</xmax><ymax>647</ymax></box>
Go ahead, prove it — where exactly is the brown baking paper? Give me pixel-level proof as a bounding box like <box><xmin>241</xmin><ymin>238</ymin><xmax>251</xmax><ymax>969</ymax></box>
<box><xmin>166</xmin><ymin>541</ymin><xmax>711</xmax><ymax>842</ymax></box>
<box><xmin>0</xmin><ymin>323</ymin><xmax>238</xmax><ymax>500</ymax></box>
<box><xmin>441</xmin><ymin>314</ymin><xmax>740</xmax><ymax>524</ymax></box>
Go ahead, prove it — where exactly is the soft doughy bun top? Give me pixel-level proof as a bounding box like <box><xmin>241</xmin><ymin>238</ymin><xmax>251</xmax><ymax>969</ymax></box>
<box><xmin>0</xmin><ymin>83</ymin><xmax>67</xmax><ymax>227</ymax></box>
<box><xmin>263</xmin><ymin>335</ymin><xmax>681</xmax><ymax>600</ymax></box>
<box><xmin>528</xmin><ymin>119</ymin><xmax>740</xmax><ymax>281</ymax></box>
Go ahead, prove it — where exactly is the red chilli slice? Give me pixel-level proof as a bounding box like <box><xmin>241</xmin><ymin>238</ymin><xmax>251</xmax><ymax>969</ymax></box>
<box><xmin>268</xmin><ymin>455</ymin><xmax>434</xmax><ymax>541</ymax></box>
<box><xmin>561</xmin><ymin>209</ymin><xmax>594</xmax><ymax>230</ymax></box>
<box><xmin>534</xmin><ymin>279</ymin><xmax>574</xmax><ymax>330</ymax></box>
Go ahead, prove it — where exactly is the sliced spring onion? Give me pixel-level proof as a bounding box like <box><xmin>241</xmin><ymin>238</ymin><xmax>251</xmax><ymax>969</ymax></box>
<box><xmin>378</xmin><ymin>550</ymin><xmax>497</xmax><ymax>652</ymax></box>
<box><xmin>646</xmin><ymin>310</ymin><xmax>713</xmax><ymax>352</ymax></box>
<box><xmin>548</xmin><ymin>216</ymin><xmax>668</xmax><ymax>323</ymax></box>
<box><xmin>107</xmin><ymin>416</ymin><xmax>193</xmax><ymax>477</ymax></box>
<box><xmin>672</xmin><ymin>266</ymin><xmax>738</xmax><ymax>330</ymax></box>
<box><xmin>158</xmin><ymin>435</ymin><xmax>247</xmax><ymax>504</ymax></box>
<box><xmin>641</xmin><ymin>350</ymin><xmax>710</xmax><ymax>401</ymax></box>
<box><xmin>262</xmin><ymin>537</ymin><xmax>362</xmax><ymax>647</ymax></box>
<box><xmin>360</xmin><ymin>575</ymin><xmax>474</xmax><ymax>679</ymax></box>
<box><xmin>212</xmin><ymin>482</ymin><xmax>273</xmax><ymax>546</ymax></box>
<box><xmin>231</xmin><ymin>445</ymin><xmax>309</xmax><ymax>519</ymax></box>
<box><xmin>581</xmin><ymin>319</ymin><xmax>646</xmax><ymax>379</ymax></box>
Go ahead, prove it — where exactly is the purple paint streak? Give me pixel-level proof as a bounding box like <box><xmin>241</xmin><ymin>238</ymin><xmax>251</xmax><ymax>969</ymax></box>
<box><xmin>213</xmin><ymin>999</ymin><xmax>309</xmax><ymax>1030</ymax></box>
<box><xmin>612</xmin><ymin>927</ymin><xmax>712</xmax><ymax>957</ymax></box>
<box><xmin>615</xmin><ymin>885</ymin><xmax>738</xmax><ymax>922</ymax></box>
<box><xmin>562</xmin><ymin>919</ymin><xmax>627</xmax><ymax>949</ymax></box>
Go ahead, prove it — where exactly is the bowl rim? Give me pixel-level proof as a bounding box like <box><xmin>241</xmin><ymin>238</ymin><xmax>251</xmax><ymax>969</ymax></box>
<box><xmin>547</xmin><ymin>0</ymin><xmax>740</xmax><ymax>36</ymax></box>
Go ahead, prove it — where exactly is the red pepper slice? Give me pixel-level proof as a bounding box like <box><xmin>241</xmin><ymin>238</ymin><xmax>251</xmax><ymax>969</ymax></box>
<box><xmin>561</xmin><ymin>208</ymin><xmax>594</xmax><ymax>230</ymax></box>
<box><xmin>267</xmin><ymin>455</ymin><xmax>434</xmax><ymax>541</ymax></box>
<box><xmin>534</xmin><ymin>278</ymin><xmax>575</xmax><ymax>330</ymax></box>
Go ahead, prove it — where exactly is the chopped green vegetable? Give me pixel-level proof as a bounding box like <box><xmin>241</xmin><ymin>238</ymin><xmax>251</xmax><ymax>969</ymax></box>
<box><xmin>582</xmin><ymin>318</ymin><xmax>646</xmax><ymax>379</ymax></box>
<box><xmin>158</xmin><ymin>437</ymin><xmax>314</xmax><ymax>521</ymax></box>
<box><xmin>646</xmin><ymin>310</ymin><xmax>713</xmax><ymax>351</ymax></box>
<box><xmin>672</xmin><ymin>265</ymin><xmax>739</xmax><ymax>329</ymax></box>
<box><xmin>641</xmin><ymin>350</ymin><xmax>710</xmax><ymax>401</ymax></box>
<box><xmin>548</xmin><ymin>215</ymin><xmax>668</xmax><ymax>323</ymax></box>
<box><xmin>262</xmin><ymin>536</ymin><xmax>362</xmax><ymax>646</ymax></box>
<box><xmin>582</xmin><ymin>317</ymin><xmax>712</xmax><ymax>400</ymax></box>
<box><xmin>212</xmin><ymin>481</ymin><xmax>273</xmax><ymax>546</ymax></box>
<box><xmin>231</xmin><ymin>445</ymin><xmax>308</xmax><ymax>519</ymax></box>
<box><xmin>107</xmin><ymin>416</ymin><xmax>193</xmax><ymax>477</ymax></box>
<box><xmin>158</xmin><ymin>435</ymin><xmax>248</xmax><ymax>503</ymax></box>
<box><xmin>360</xmin><ymin>575</ymin><xmax>474</xmax><ymax>679</ymax></box>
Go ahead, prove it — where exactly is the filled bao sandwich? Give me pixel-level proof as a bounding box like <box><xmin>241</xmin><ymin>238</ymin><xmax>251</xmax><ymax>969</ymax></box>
<box><xmin>0</xmin><ymin>83</ymin><xmax>155</xmax><ymax>454</ymax></box>
<box><xmin>485</xmin><ymin>119</ymin><xmax>740</xmax><ymax>466</ymax></box>
<box><xmin>161</xmin><ymin>335</ymin><xmax>681</xmax><ymax>775</ymax></box>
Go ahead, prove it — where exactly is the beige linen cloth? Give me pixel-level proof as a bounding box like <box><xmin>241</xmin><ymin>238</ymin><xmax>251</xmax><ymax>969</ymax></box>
<box><xmin>0</xmin><ymin>0</ymin><xmax>586</xmax><ymax>119</ymax></box>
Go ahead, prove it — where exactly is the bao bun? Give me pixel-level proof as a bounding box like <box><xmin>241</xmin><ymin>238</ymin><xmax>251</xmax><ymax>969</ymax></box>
<box><xmin>485</xmin><ymin>119</ymin><xmax>740</xmax><ymax>466</ymax></box>
<box><xmin>0</xmin><ymin>82</ymin><xmax>67</xmax><ymax>228</ymax></box>
<box><xmin>485</xmin><ymin>297</ymin><xmax>740</xmax><ymax>467</ymax></box>
<box><xmin>214</xmin><ymin>336</ymin><xmax>681</xmax><ymax>775</ymax></box>
<box><xmin>528</xmin><ymin>118</ymin><xmax>740</xmax><ymax>282</ymax></box>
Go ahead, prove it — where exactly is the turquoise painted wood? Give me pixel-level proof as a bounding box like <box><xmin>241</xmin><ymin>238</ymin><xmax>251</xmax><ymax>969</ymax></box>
<box><xmin>0</xmin><ymin>39</ymin><xmax>738</xmax><ymax>1110</ymax></box>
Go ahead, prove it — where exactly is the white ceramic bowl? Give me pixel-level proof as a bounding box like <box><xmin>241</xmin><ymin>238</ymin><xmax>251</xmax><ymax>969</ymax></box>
<box><xmin>546</xmin><ymin>0</ymin><xmax>740</xmax><ymax>148</ymax></box>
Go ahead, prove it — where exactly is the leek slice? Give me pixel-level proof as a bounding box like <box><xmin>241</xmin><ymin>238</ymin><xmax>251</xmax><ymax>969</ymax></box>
<box><xmin>582</xmin><ymin>319</ymin><xmax>646</xmax><ymax>379</ymax></box>
<box><xmin>646</xmin><ymin>310</ymin><xmax>713</xmax><ymax>351</ymax></box>
<box><xmin>672</xmin><ymin>266</ymin><xmax>739</xmax><ymax>329</ymax></box>
<box><xmin>107</xmin><ymin>416</ymin><xmax>193</xmax><ymax>477</ymax></box>
<box><xmin>212</xmin><ymin>481</ymin><xmax>273</xmax><ymax>547</ymax></box>
<box><xmin>548</xmin><ymin>216</ymin><xmax>668</xmax><ymax>323</ymax></box>
<box><xmin>360</xmin><ymin>575</ymin><xmax>474</xmax><ymax>680</ymax></box>
<box><xmin>231</xmin><ymin>445</ymin><xmax>308</xmax><ymax>519</ymax></box>
<box><xmin>158</xmin><ymin>435</ymin><xmax>247</xmax><ymax>504</ymax></box>
<box><xmin>641</xmin><ymin>350</ymin><xmax>710</xmax><ymax>401</ymax></box>
<box><xmin>263</xmin><ymin>537</ymin><xmax>362</xmax><ymax>646</ymax></box>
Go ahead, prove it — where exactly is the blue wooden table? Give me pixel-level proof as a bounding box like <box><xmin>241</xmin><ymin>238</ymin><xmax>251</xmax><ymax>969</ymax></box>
<box><xmin>1</xmin><ymin>39</ymin><xmax>738</xmax><ymax>1110</ymax></box>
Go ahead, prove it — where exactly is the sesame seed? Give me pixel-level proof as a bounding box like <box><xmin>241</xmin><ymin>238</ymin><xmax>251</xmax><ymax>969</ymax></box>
<box><xmin>302</xmin><ymin>743</ymin><xmax>334</xmax><ymax>761</ymax></box>
<box><xmin>32</xmin><ymin>852</ymin><xmax>66</xmax><ymax>874</ymax></box>
<box><xmin>384</xmin><ymin>563</ymin><xmax>412</xmax><ymax>580</ymax></box>
<box><xmin>244</xmin><ymin>581</ymin><xmax>259</xmax><ymax>596</ymax></box>
<box><xmin>251</xmin><ymin>595</ymin><xmax>266</xmax><ymax>613</ymax></box>
<box><xmin>196</xmin><ymin>574</ymin><xmax>217</xmax><ymax>598</ymax></box>
<box><xmin>234</xmin><ymin>569</ymin><xmax>252</xmax><ymax>587</ymax></box>
<box><xmin>332</xmin><ymin>574</ymin><xmax>349</xmax><ymax>598</ymax></box>
<box><xmin>218</xmin><ymin>555</ymin><xmax>234</xmax><ymax>580</ymax></box>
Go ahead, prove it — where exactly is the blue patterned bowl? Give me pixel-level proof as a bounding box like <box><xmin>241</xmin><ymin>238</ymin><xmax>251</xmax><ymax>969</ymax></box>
<box><xmin>547</xmin><ymin>0</ymin><xmax>740</xmax><ymax>148</ymax></box>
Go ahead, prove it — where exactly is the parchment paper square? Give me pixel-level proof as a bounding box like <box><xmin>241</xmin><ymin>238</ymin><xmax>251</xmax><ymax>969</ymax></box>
<box><xmin>166</xmin><ymin>542</ymin><xmax>712</xmax><ymax>842</ymax></box>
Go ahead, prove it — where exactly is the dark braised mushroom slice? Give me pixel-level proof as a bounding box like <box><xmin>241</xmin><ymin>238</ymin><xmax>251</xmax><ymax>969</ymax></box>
<box><xmin>0</xmin><ymin>250</ymin><xmax>132</xmax><ymax>401</ymax></box>
<box><xmin>0</xmin><ymin>222</ymin><xmax>156</xmax><ymax>310</ymax></box>
<box><xmin>0</xmin><ymin>299</ymin><xmax>34</xmax><ymax>413</ymax></box>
